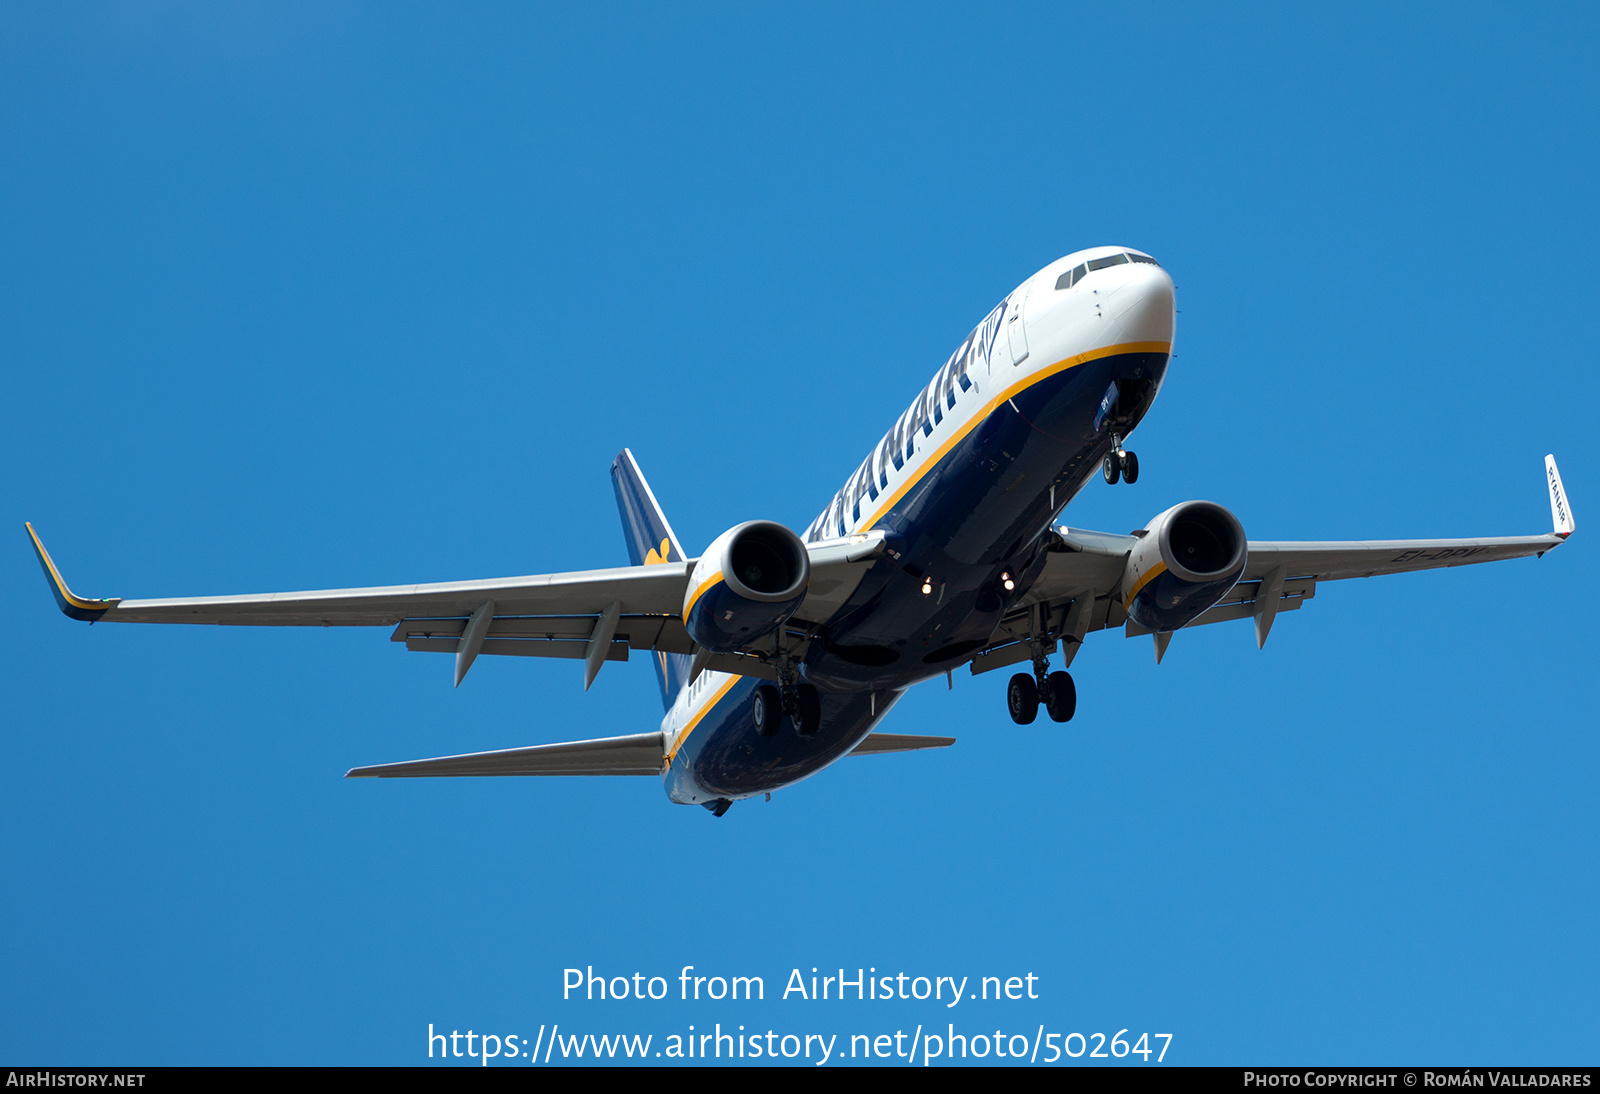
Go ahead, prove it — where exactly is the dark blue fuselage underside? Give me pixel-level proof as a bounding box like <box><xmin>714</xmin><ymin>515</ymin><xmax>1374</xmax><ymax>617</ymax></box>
<box><xmin>666</xmin><ymin>349</ymin><xmax>1169</xmax><ymax>803</ymax></box>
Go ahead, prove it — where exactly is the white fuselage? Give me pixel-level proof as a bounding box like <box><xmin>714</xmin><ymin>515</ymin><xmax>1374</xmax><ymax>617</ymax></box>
<box><xmin>661</xmin><ymin>248</ymin><xmax>1175</xmax><ymax>797</ymax></box>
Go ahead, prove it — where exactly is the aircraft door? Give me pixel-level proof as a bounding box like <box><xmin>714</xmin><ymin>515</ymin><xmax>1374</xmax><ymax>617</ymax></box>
<box><xmin>1005</xmin><ymin>282</ymin><xmax>1032</xmax><ymax>366</ymax></box>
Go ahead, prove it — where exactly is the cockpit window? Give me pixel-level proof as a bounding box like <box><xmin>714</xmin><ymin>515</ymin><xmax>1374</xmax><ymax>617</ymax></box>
<box><xmin>1056</xmin><ymin>252</ymin><xmax>1160</xmax><ymax>290</ymax></box>
<box><xmin>1055</xmin><ymin>264</ymin><xmax>1087</xmax><ymax>290</ymax></box>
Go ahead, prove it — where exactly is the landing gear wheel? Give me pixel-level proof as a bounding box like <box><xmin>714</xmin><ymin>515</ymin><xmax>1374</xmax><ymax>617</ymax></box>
<box><xmin>752</xmin><ymin>685</ymin><xmax>782</xmax><ymax>736</ymax></box>
<box><xmin>1102</xmin><ymin>454</ymin><xmax>1121</xmax><ymax>485</ymax></box>
<box><xmin>1007</xmin><ymin>672</ymin><xmax>1039</xmax><ymax>724</ymax></box>
<box><xmin>1121</xmin><ymin>450</ymin><xmax>1139</xmax><ymax>484</ymax></box>
<box><xmin>1043</xmin><ymin>671</ymin><xmax>1077</xmax><ymax>723</ymax></box>
<box><xmin>793</xmin><ymin>683</ymin><xmax>822</xmax><ymax>736</ymax></box>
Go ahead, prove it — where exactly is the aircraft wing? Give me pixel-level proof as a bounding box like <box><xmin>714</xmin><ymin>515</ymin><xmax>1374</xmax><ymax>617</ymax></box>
<box><xmin>28</xmin><ymin>519</ymin><xmax>692</xmax><ymax>639</ymax></box>
<box><xmin>974</xmin><ymin>454</ymin><xmax>1574</xmax><ymax>670</ymax></box>
<box><xmin>26</xmin><ymin>528</ymin><xmax>694</xmax><ymax>626</ymax></box>
<box><xmin>26</xmin><ymin>522</ymin><xmax>886</xmax><ymax>686</ymax></box>
<box><xmin>1122</xmin><ymin>530</ymin><xmax>1565</xmax><ymax>641</ymax></box>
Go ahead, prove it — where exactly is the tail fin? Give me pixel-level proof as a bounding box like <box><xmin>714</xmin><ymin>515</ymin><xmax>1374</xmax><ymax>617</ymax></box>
<box><xmin>1546</xmin><ymin>454</ymin><xmax>1575</xmax><ymax>538</ymax></box>
<box><xmin>610</xmin><ymin>449</ymin><xmax>692</xmax><ymax>709</ymax></box>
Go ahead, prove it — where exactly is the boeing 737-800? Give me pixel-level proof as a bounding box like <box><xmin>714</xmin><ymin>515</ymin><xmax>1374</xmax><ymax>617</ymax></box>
<box><xmin>28</xmin><ymin>247</ymin><xmax>1576</xmax><ymax>815</ymax></box>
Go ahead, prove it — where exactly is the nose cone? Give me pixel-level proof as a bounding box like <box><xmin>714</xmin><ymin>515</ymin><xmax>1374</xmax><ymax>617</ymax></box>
<box><xmin>1107</xmin><ymin>261</ymin><xmax>1176</xmax><ymax>345</ymax></box>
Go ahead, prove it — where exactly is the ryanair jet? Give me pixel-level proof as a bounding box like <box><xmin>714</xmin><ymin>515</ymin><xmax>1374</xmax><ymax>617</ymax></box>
<box><xmin>27</xmin><ymin>247</ymin><xmax>1576</xmax><ymax>816</ymax></box>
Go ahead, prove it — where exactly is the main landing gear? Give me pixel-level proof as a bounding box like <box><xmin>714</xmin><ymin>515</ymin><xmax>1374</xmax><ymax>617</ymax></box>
<box><xmin>753</xmin><ymin>681</ymin><xmax>821</xmax><ymax>736</ymax></box>
<box><xmin>753</xmin><ymin>630</ymin><xmax>820</xmax><ymax>737</ymax></box>
<box><xmin>1007</xmin><ymin>652</ymin><xmax>1076</xmax><ymax>725</ymax></box>
<box><xmin>1102</xmin><ymin>434</ymin><xmax>1139</xmax><ymax>485</ymax></box>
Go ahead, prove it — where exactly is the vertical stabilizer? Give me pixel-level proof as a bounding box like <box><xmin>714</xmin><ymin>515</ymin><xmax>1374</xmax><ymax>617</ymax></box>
<box><xmin>610</xmin><ymin>449</ymin><xmax>692</xmax><ymax>708</ymax></box>
<box><xmin>1546</xmin><ymin>454</ymin><xmax>1575</xmax><ymax>538</ymax></box>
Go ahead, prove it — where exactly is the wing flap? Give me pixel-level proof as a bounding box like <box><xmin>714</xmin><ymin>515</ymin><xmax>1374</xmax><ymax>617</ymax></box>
<box><xmin>390</xmin><ymin>615</ymin><xmax>691</xmax><ymax>650</ymax></box>
<box><xmin>402</xmin><ymin>636</ymin><xmax>632</xmax><ymax>662</ymax></box>
<box><xmin>1125</xmin><ymin>585</ymin><xmax>1311</xmax><ymax>637</ymax></box>
<box><xmin>345</xmin><ymin>731</ymin><xmax>666</xmax><ymax>778</ymax></box>
<box><xmin>391</xmin><ymin>614</ymin><xmax>787</xmax><ymax>676</ymax></box>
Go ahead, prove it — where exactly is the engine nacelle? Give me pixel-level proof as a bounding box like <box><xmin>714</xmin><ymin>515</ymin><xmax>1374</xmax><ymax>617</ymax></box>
<box><xmin>1122</xmin><ymin>501</ymin><xmax>1247</xmax><ymax>633</ymax></box>
<box><xmin>682</xmin><ymin>521</ymin><xmax>810</xmax><ymax>653</ymax></box>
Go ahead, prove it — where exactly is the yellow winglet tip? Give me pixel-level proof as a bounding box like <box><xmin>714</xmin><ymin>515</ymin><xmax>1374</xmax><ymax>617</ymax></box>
<box><xmin>25</xmin><ymin>521</ymin><xmax>117</xmax><ymax>620</ymax></box>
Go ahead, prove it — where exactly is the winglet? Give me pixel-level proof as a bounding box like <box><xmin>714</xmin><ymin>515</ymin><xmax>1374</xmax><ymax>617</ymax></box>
<box><xmin>1546</xmin><ymin>455</ymin><xmax>1575</xmax><ymax>539</ymax></box>
<box><xmin>24</xmin><ymin>523</ymin><xmax>119</xmax><ymax>622</ymax></box>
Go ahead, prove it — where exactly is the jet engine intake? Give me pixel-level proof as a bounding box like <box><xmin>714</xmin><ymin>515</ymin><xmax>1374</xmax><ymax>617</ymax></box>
<box><xmin>683</xmin><ymin>521</ymin><xmax>810</xmax><ymax>653</ymax></box>
<box><xmin>1122</xmin><ymin>501</ymin><xmax>1247</xmax><ymax>633</ymax></box>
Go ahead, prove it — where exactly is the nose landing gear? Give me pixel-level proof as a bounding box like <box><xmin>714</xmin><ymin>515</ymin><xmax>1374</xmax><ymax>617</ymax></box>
<box><xmin>1102</xmin><ymin>435</ymin><xmax>1139</xmax><ymax>485</ymax></box>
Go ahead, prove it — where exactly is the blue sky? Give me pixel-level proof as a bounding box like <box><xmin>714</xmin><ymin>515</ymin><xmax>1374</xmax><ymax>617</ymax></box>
<box><xmin>2</xmin><ymin>2</ymin><xmax>1596</xmax><ymax>1066</ymax></box>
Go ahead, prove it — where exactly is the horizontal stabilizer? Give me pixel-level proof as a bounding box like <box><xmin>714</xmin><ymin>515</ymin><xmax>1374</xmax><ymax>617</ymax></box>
<box><xmin>345</xmin><ymin>731</ymin><xmax>665</xmax><ymax>778</ymax></box>
<box><xmin>848</xmin><ymin>732</ymin><xmax>955</xmax><ymax>755</ymax></box>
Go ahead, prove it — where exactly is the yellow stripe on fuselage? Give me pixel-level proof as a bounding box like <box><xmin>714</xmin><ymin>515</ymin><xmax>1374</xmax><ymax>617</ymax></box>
<box><xmin>665</xmin><ymin>673</ymin><xmax>742</xmax><ymax>768</ymax></box>
<box><xmin>667</xmin><ymin>339</ymin><xmax>1171</xmax><ymax>780</ymax></box>
<box><xmin>1123</xmin><ymin>560</ymin><xmax>1167</xmax><ymax>608</ymax></box>
<box><xmin>858</xmin><ymin>340</ymin><xmax>1170</xmax><ymax>533</ymax></box>
<box><xmin>681</xmin><ymin>571</ymin><xmax>723</xmax><ymax>624</ymax></box>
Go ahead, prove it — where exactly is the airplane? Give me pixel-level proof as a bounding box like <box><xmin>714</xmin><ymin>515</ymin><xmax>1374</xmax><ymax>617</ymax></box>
<box><xmin>27</xmin><ymin>246</ymin><xmax>1577</xmax><ymax>816</ymax></box>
